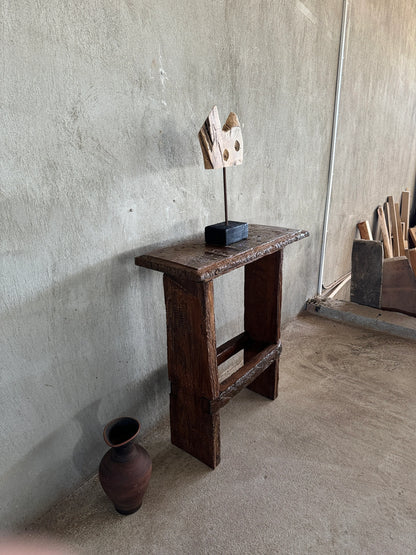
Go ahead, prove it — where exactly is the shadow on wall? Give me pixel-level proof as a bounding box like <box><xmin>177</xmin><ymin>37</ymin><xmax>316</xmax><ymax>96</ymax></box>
<box><xmin>1</xmin><ymin>250</ymin><xmax>171</xmax><ymax>529</ymax></box>
<box><xmin>71</xmin><ymin>361</ymin><xmax>168</xmax><ymax>477</ymax></box>
<box><xmin>156</xmin><ymin>115</ymin><xmax>199</xmax><ymax>171</ymax></box>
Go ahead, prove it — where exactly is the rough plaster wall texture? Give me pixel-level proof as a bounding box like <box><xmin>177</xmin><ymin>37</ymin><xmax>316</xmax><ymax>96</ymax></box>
<box><xmin>216</xmin><ymin>0</ymin><xmax>342</xmax><ymax>341</ymax></box>
<box><xmin>1</xmin><ymin>0</ymin><xmax>340</xmax><ymax>528</ymax></box>
<box><xmin>324</xmin><ymin>0</ymin><xmax>416</xmax><ymax>286</ymax></box>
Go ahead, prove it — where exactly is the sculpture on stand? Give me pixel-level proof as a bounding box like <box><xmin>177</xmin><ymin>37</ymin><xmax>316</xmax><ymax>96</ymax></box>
<box><xmin>198</xmin><ymin>106</ymin><xmax>248</xmax><ymax>245</ymax></box>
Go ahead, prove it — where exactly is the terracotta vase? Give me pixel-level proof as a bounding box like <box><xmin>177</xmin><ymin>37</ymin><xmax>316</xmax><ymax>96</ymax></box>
<box><xmin>99</xmin><ymin>417</ymin><xmax>152</xmax><ymax>515</ymax></box>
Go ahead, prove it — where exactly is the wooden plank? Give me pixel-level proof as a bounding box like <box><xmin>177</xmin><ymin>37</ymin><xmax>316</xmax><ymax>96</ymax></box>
<box><xmin>245</xmin><ymin>250</ymin><xmax>282</xmax><ymax>400</ymax></box>
<box><xmin>219</xmin><ymin>343</ymin><xmax>279</xmax><ymax>392</ymax></box>
<box><xmin>377</xmin><ymin>205</ymin><xmax>393</xmax><ymax>258</ymax></box>
<box><xmin>409</xmin><ymin>226</ymin><xmax>416</xmax><ymax>248</ymax></box>
<box><xmin>163</xmin><ymin>274</ymin><xmax>220</xmax><ymax>468</ymax></box>
<box><xmin>357</xmin><ymin>221</ymin><xmax>373</xmax><ymax>240</ymax></box>
<box><xmin>211</xmin><ymin>343</ymin><xmax>281</xmax><ymax>412</ymax></box>
<box><xmin>321</xmin><ymin>272</ymin><xmax>351</xmax><ymax>298</ymax></box>
<box><xmin>401</xmin><ymin>223</ymin><xmax>408</xmax><ymax>250</ymax></box>
<box><xmin>408</xmin><ymin>248</ymin><xmax>416</xmax><ymax>276</ymax></box>
<box><xmin>328</xmin><ymin>273</ymin><xmax>351</xmax><ymax>299</ymax></box>
<box><xmin>350</xmin><ymin>240</ymin><xmax>383</xmax><ymax>308</ymax></box>
<box><xmin>385</xmin><ymin>201</ymin><xmax>392</xmax><ymax>238</ymax></box>
<box><xmin>387</xmin><ymin>196</ymin><xmax>400</xmax><ymax>257</ymax></box>
<box><xmin>400</xmin><ymin>190</ymin><xmax>410</xmax><ymax>238</ymax></box>
<box><xmin>395</xmin><ymin>203</ymin><xmax>406</xmax><ymax>256</ymax></box>
<box><xmin>135</xmin><ymin>224</ymin><xmax>309</xmax><ymax>282</ymax></box>
<box><xmin>216</xmin><ymin>332</ymin><xmax>248</xmax><ymax>366</ymax></box>
<box><xmin>381</xmin><ymin>257</ymin><xmax>416</xmax><ymax>317</ymax></box>
<box><xmin>170</xmin><ymin>389</ymin><xmax>220</xmax><ymax>468</ymax></box>
<box><xmin>374</xmin><ymin>217</ymin><xmax>382</xmax><ymax>242</ymax></box>
<box><xmin>163</xmin><ymin>276</ymin><xmax>218</xmax><ymax>397</ymax></box>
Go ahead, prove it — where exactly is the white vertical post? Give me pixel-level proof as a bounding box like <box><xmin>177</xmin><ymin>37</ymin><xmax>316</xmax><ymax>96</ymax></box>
<box><xmin>317</xmin><ymin>0</ymin><xmax>349</xmax><ymax>295</ymax></box>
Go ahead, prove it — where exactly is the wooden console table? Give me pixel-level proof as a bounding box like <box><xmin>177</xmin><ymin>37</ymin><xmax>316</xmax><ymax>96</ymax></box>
<box><xmin>135</xmin><ymin>224</ymin><xmax>309</xmax><ymax>468</ymax></box>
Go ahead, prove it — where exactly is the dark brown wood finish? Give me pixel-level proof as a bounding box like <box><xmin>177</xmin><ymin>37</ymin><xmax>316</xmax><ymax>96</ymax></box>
<box><xmin>211</xmin><ymin>342</ymin><xmax>283</xmax><ymax>413</ymax></box>
<box><xmin>245</xmin><ymin>250</ymin><xmax>283</xmax><ymax>399</ymax></box>
<box><xmin>350</xmin><ymin>240</ymin><xmax>383</xmax><ymax>308</ymax></box>
<box><xmin>163</xmin><ymin>275</ymin><xmax>218</xmax><ymax>397</ymax></box>
<box><xmin>216</xmin><ymin>331</ymin><xmax>248</xmax><ymax>366</ymax></box>
<box><xmin>136</xmin><ymin>224</ymin><xmax>309</xmax><ymax>468</ymax></box>
<box><xmin>381</xmin><ymin>257</ymin><xmax>416</xmax><ymax>316</ymax></box>
<box><xmin>163</xmin><ymin>275</ymin><xmax>220</xmax><ymax>468</ymax></box>
<box><xmin>135</xmin><ymin>224</ymin><xmax>308</xmax><ymax>282</ymax></box>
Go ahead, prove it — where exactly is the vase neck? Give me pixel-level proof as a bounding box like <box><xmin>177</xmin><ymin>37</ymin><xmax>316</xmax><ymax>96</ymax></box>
<box><xmin>111</xmin><ymin>441</ymin><xmax>135</xmax><ymax>462</ymax></box>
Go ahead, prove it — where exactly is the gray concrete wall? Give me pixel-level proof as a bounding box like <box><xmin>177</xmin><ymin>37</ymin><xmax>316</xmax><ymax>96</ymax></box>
<box><xmin>1</xmin><ymin>0</ymin><xmax>414</xmax><ymax>529</ymax></box>
<box><xmin>324</xmin><ymin>0</ymin><xmax>416</xmax><ymax>286</ymax></box>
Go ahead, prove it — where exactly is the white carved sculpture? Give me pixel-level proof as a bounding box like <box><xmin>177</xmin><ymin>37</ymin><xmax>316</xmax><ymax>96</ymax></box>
<box><xmin>198</xmin><ymin>106</ymin><xmax>243</xmax><ymax>170</ymax></box>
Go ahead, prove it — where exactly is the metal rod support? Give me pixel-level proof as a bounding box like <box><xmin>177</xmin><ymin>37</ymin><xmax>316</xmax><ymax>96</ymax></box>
<box><xmin>223</xmin><ymin>167</ymin><xmax>229</xmax><ymax>226</ymax></box>
<box><xmin>317</xmin><ymin>0</ymin><xmax>349</xmax><ymax>295</ymax></box>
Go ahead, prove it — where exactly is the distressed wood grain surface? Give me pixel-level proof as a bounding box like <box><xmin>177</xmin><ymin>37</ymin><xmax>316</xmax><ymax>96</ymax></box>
<box><xmin>135</xmin><ymin>224</ymin><xmax>309</xmax><ymax>282</ymax></box>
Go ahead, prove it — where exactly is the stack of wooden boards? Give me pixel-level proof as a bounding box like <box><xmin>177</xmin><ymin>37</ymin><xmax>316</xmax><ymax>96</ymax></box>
<box><xmin>352</xmin><ymin>191</ymin><xmax>416</xmax><ymax>316</ymax></box>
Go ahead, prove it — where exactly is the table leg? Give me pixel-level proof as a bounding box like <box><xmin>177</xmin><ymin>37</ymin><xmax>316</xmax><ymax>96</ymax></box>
<box><xmin>244</xmin><ymin>250</ymin><xmax>283</xmax><ymax>400</ymax></box>
<box><xmin>163</xmin><ymin>274</ymin><xmax>220</xmax><ymax>468</ymax></box>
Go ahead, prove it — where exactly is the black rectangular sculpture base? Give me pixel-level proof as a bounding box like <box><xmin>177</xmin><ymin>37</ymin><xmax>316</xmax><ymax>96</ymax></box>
<box><xmin>205</xmin><ymin>221</ymin><xmax>248</xmax><ymax>246</ymax></box>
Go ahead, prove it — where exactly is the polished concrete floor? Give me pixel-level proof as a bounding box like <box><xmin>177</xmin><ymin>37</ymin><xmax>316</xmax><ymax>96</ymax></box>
<box><xmin>27</xmin><ymin>313</ymin><xmax>416</xmax><ymax>554</ymax></box>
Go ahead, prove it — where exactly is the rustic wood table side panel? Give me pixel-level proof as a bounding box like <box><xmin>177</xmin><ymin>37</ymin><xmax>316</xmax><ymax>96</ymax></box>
<box><xmin>245</xmin><ymin>249</ymin><xmax>283</xmax><ymax>399</ymax></box>
<box><xmin>163</xmin><ymin>275</ymin><xmax>220</xmax><ymax>467</ymax></box>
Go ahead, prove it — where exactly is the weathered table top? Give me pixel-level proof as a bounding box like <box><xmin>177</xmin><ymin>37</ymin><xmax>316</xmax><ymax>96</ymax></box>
<box><xmin>135</xmin><ymin>224</ymin><xmax>309</xmax><ymax>282</ymax></box>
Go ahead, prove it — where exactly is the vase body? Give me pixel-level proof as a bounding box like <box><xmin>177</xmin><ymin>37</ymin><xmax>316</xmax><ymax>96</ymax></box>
<box><xmin>99</xmin><ymin>417</ymin><xmax>152</xmax><ymax>515</ymax></box>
